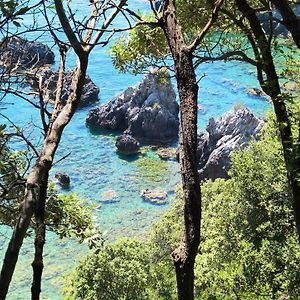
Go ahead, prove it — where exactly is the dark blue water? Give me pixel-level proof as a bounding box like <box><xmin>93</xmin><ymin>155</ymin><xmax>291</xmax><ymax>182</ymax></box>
<box><xmin>0</xmin><ymin>1</ymin><xmax>270</xmax><ymax>298</ymax></box>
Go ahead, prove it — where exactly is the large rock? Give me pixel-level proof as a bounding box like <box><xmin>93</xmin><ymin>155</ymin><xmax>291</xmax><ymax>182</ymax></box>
<box><xmin>86</xmin><ymin>70</ymin><xmax>179</xmax><ymax>144</ymax></box>
<box><xmin>197</xmin><ymin>107</ymin><xmax>265</xmax><ymax>180</ymax></box>
<box><xmin>28</xmin><ymin>69</ymin><xmax>99</xmax><ymax>106</ymax></box>
<box><xmin>0</xmin><ymin>36</ymin><xmax>55</xmax><ymax>70</ymax></box>
<box><xmin>116</xmin><ymin>134</ymin><xmax>140</xmax><ymax>155</ymax></box>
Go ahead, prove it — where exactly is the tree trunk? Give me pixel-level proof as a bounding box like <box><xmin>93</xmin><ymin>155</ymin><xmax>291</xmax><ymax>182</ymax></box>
<box><xmin>161</xmin><ymin>1</ymin><xmax>201</xmax><ymax>299</ymax></box>
<box><xmin>270</xmin><ymin>0</ymin><xmax>300</xmax><ymax>48</ymax></box>
<box><xmin>31</xmin><ymin>176</ymin><xmax>48</xmax><ymax>300</ymax></box>
<box><xmin>0</xmin><ymin>56</ymin><xmax>88</xmax><ymax>300</ymax></box>
<box><xmin>236</xmin><ymin>0</ymin><xmax>300</xmax><ymax>241</ymax></box>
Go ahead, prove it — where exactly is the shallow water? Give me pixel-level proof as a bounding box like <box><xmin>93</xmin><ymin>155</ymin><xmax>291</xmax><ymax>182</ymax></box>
<box><xmin>0</xmin><ymin>1</ymin><xmax>271</xmax><ymax>299</ymax></box>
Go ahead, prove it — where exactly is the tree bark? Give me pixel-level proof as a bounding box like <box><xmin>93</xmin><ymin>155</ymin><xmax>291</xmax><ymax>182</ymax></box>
<box><xmin>161</xmin><ymin>1</ymin><xmax>201</xmax><ymax>299</ymax></box>
<box><xmin>31</xmin><ymin>177</ymin><xmax>47</xmax><ymax>300</ymax></box>
<box><xmin>270</xmin><ymin>0</ymin><xmax>300</xmax><ymax>48</ymax></box>
<box><xmin>0</xmin><ymin>54</ymin><xmax>89</xmax><ymax>300</ymax></box>
<box><xmin>236</xmin><ymin>0</ymin><xmax>300</xmax><ymax>241</ymax></box>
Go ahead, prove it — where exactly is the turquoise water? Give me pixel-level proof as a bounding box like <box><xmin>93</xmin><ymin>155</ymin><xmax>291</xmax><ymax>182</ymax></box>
<box><xmin>0</xmin><ymin>1</ymin><xmax>271</xmax><ymax>299</ymax></box>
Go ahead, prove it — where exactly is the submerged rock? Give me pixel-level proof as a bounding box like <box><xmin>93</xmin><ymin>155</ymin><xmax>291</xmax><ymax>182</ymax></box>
<box><xmin>28</xmin><ymin>69</ymin><xmax>99</xmax><ymax>106</ymax></box>
<box><xmin>141</xmin><ymin>189</ymin><xmax>168</xmax><ymax>205</ymax></box>
<box><xmin>55</xmin><ymin>172</ymin><xmax>70</xmax><ymax>187</ymax></box>
<box><xmin>86</xmin><ymin>70</ymin><xmax>179</xmax><ymax>144</ymax></box>
<box><xmin>157</xmin><ymin>148</ymin><xmax>177</xmax><ymax>160</ymax></box>
<box><xmin>100</xmin><ymin>189</ymin><xmax>119</xmax><ymax>203</ymax></box>
<box><xmin>247</xmin><ymin>87</ymin><xmax>267</xmax><ymax>97</ymax></box>
<box><xmin>197</xmin><ymin>106</ymin><xmax>265</xmax><ymax>180</ymax></box>
<box><xmin>0</xmin><ymin>36</ymin><xmax>55</xmax><ymax>70</ymax></box>
<box><xmin>116</xmin><ymin>134</ymin><xmax>140</xmax><ymax>155</ymax></box>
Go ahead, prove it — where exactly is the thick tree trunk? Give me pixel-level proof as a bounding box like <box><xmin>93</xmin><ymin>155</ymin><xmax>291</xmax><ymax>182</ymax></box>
<box><xmin>236</xmin><ymin>0</ymin><xmax>300</xmax><ymax>240</ymax></box>
<box><xmin>270</xmin><ymin>0</ymin><xmax>300</xmax><ymax>48</ymax></box>
<box><xmin>0</xmin><ymin>57</ymin><xmax>88</xmax><ymax>300</ymax></box>
<box><xmin>161</xmin><ymin>1</ymin><xmax>201</xmax><ymax>299</ymax></box>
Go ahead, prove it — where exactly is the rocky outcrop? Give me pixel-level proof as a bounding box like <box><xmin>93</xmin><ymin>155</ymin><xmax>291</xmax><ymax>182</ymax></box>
<box><xmin>86</xmin><ymin>71</ymin><xmax>179</xmax><ymax>144</ymax></box>
<box><xmin>0</xmin><ymin>36</ymin><xmax>55</xmax><ymax>70</ymax></box>
<box><xmin>197</xmin><ymin>107</ymin><xmax>265</xmax><ymax>180</ymax></box>
<box><xmin>28</xmin><ymin>69</ymin><xmax>99</xmax><ymax>106</ymax></box>
<box><xmin>116</xmin><ymin>134</ymin><xmax>140</xmax><ymax>155</ymax></box>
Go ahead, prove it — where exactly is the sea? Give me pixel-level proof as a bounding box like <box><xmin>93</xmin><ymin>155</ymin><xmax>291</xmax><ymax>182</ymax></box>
<box><xmin>0</xmin><ymin>1</ymin><xmax>270</xmax><ymax>299</ymax></box>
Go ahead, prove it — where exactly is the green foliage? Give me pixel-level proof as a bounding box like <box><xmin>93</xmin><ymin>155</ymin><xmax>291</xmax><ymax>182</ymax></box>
<box><xmin>0</xmin><ymin>127</ymin><xmax>101</xmax><ymax>247</ymax></box>
<box><xmin>195</xmin><ymin>130</ymin><xmax>300</xmax><ymax>299</ymax></box>
<box><xmin>0</xmin><ymin>128</ymin><xmax>26</xmax><ymax>226</ymax></box>
<box><xmin>63</xmin><ymin>239</ymin><xmax>155</xmax><ymax>300</ymax></box>
<box><xmin>110</xmin><ymin>13</ymin><xmax>169</xmax><ymax>74</ymax></box>
<box><xmin>63</xmin><ymin>114</ymin><xmax>300</xmax><ymax>299</ymax></box>
<box><xmin>46</xmin><ymin>185</ymin><xmax>103</xmax><ymax>249</ymax></box>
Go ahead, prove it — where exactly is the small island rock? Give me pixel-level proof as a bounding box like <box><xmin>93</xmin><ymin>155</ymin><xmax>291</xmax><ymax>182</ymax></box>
<box><xmin>86</xmin><ymin>70</ymin><xmax>179</xmax><ymax>144</ymax></box>
<box><xmin>55</xmin><ymin>172</ymin><xmax>70</xmax><ymax>187</ymax></box>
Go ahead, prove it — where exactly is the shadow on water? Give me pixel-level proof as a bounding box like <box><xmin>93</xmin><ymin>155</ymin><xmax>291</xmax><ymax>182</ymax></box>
<box><xmin>116</xmin><ymin>152</ymin><xmax>141</xmax><ymax>162</ymax></box>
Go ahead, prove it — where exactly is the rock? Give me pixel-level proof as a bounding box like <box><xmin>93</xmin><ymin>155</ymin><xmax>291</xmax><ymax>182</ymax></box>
<box><xmin>157</xmin><ymin>148</ymin><xmax>177</xmax><ymax>160</ymax></box>
<box><xmin>86</xmin><ymin>70</ymin><xmax>179</xmax><ymax>144</ymax></box>
<box><xmin>197</xmin><ymin>106</ymin><xmax>265</xmax><ymax>180</ymax></box>
<box><xmin>28</xmin><ymin>69</ymin><xmax>99</xmax><ymax>106</ymax></box>
<box><xmin>141</xmin><ymin>189</ymin><xmax>168</xmax><ymax>205</ymax></box>
<box><xmin>0</xmin><ymin>36</ymin><xmax>54</xmax><ymax>70</ymax></box>
<box><xmin>116</xmin><ymin>134</ymin><xmax>140</xmax><ymax>155</ymax></box>
<box><xmin>54</xmin><ymin>172</ymin><xmax>70</xmax><ymax>187</ymax></box>
<box><xmin>100</xmin><ymin>189</ymin><xmax>119</xmax><ymax>203</ymax></box>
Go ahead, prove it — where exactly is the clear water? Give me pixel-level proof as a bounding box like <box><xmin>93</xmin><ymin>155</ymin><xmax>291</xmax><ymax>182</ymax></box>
<box><xmin>0</xmin><ymin>1</ymin><xmax>271</xmax><ymax>299</ymax></box>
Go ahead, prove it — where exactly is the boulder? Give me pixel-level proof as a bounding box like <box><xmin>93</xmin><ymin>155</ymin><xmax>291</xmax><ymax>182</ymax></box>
<box><xmin>116</xmin><ymin>134</ymin><xmax>140</xmax><ymax>155</ymax></box>
<box><xmin>141</xmin><ymin>189</ymin><xmax>168</xmax><ymax>205</ymax></box>
<box><xmin>86</xmin><ymin>70</ymin><xmax>179</xmax><ymax>144</ymax></box>
<box><xmin>28</xmin><ymin>69</ymin><xmax>99</xmax><ymax>106</ymax></box>
<box><xmin>197</xmin><ymin>106</ymin><xmax>265</xmax><ymax>180</ymax></box>
<box><xmin>54</xmin><ymin>172</ymin><xmax>70</xmax><ymax>187</ymax></box>
<box><xmin>0</xmin><ymin>36</ymin><xmax>55</xmax><ymax>70</ymax></box>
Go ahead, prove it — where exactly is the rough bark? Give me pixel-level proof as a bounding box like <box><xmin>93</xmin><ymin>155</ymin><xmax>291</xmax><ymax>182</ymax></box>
<box><xmin>270</xmin><ymin>0</ymin><xmax>300</xmax><ymax>48</ymax></box>
<box><xmin>236</xmin><ymin>0</ymin><xmax>300</xmax><ymax>241</ymax></box>
<box><xmin>161</xmin><ymin>1</ymin><xmax>201</xmax><ymax>299</ymax></box>
<box><xmin>0</xmin><ymin>1</ymin><xmax>126</xmax><ymax>297</ymax></box>
<box><xmin>0</xmin><ymin>56</ymin><xmax>89</xmax><ymax>300</ymax></box>
<box><xmin>31</xmin><ymin>177</ymin><xmax>47</xmax><ymax>300</ymax></box>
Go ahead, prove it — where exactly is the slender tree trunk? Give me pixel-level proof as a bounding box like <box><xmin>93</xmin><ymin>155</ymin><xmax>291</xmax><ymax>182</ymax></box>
<box><xmin>31</xmin><ymin>177</ymin><xmax>47</xmax><ymax>300</ymax></box>
<box><xmin>270</xmin><ymin>0</ymin><xmax>300</xmax><ymax>48</ymax></box>
<box><xmin>0</xmin><ymin>56</ymin><xmax>88</xmax><ymax>300</ymax></box>
<box><xmin>236</xmin><ymin>0</ymin><xmax>300</xmax><ymax>240</ymax></box>
<box><xmin>161</xmin><ymin>1</ymin><xmax>201</xmax><ymax>299</ymax></box>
